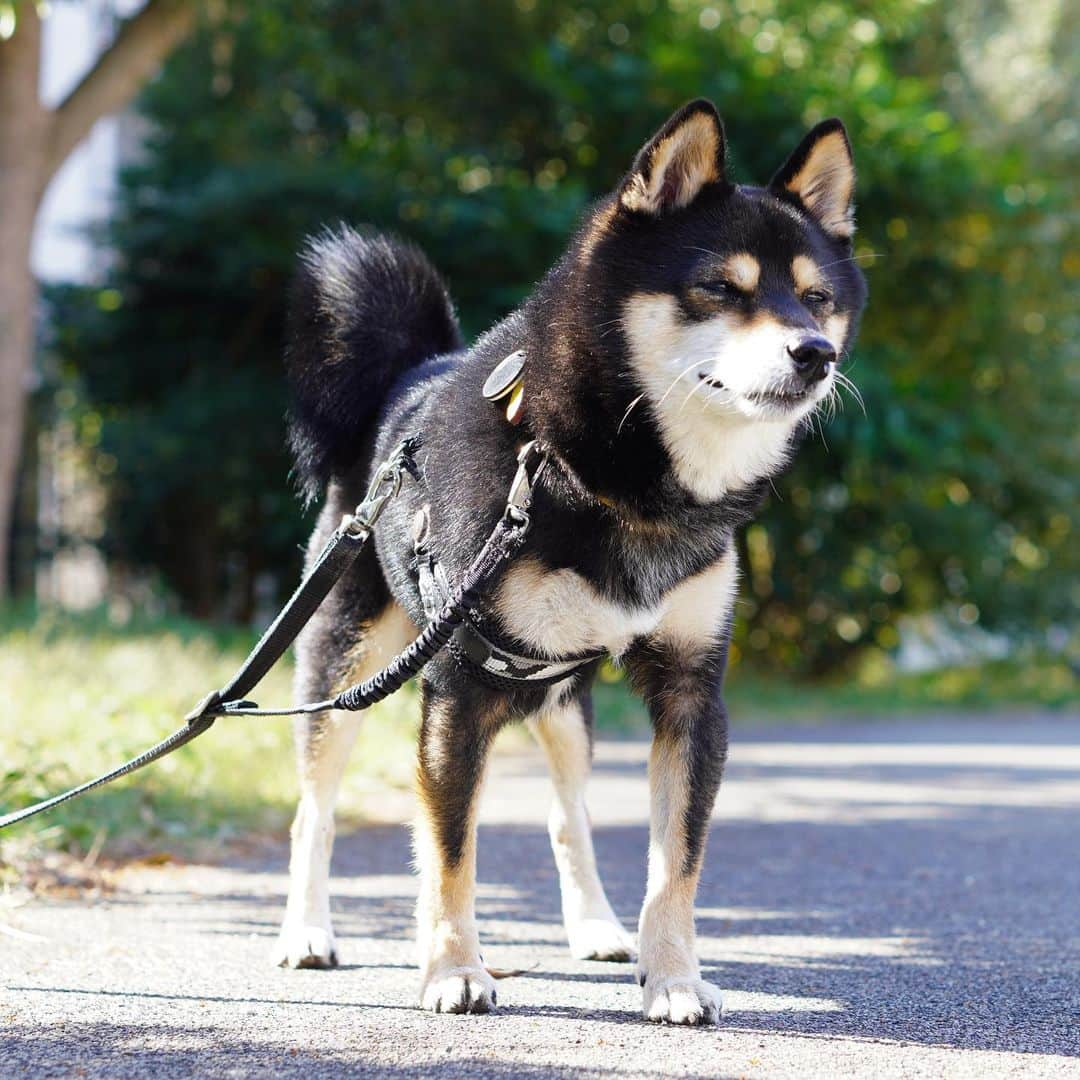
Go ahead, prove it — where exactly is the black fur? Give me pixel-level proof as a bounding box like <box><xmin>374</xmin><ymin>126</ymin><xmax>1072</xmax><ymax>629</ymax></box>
<box><xmin>285</xmin><ymin>226</ymin><xmax>462</xmax><ymax>504</ymax></box>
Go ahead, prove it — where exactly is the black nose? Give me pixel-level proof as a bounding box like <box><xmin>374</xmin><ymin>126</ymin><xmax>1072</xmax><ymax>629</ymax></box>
<box><xmin>788</xmin><ymin>337</ymin><xmax>836</xmax><ymax>383</ymax></box>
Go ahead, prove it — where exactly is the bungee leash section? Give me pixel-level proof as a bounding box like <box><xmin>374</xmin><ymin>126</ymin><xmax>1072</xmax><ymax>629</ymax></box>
<box><xmin>0</xmin><ymin>437</ymin><xmax>547</xmax><ymax>831</ymax></box>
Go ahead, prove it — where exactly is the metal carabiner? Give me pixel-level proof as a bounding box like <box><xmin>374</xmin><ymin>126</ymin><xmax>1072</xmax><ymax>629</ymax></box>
<box><xmin>341</xmin><ymin>438</ymin><xmax>419</xmax><ymax>537</ymax></box>
<box><xmin>503</xmin><ymin>441</ymin><xmax>548</xmax><ymax>531</ymax></box>
<box><xmin>353</xmin><ymin>464</ymin><xmax>402</xmax><ymax>530</ymax></box>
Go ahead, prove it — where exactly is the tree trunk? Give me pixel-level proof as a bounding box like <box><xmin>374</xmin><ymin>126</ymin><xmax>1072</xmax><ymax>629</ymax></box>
<box><xmin>0</xmin><ymin>10</ymin><xmax>47</xmax><ymax>599</ymax></box>
<box><xmin>0</xmin><ymin>1</ymin><xmax>199</xmax><ymax>599</ymax></box>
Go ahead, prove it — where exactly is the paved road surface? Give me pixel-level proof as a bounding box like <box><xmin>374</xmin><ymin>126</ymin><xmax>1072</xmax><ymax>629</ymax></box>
<box><xmin>3</xmin><ymin>714</ymin><xmax>1078</xmax><ymax>1078</ymax></box>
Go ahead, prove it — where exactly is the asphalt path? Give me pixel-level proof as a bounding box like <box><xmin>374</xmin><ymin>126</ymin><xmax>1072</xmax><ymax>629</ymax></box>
<box><xmin>3</xmin><ymin>714</ymin><xmax>1078</xmax><ymax>1078</ymax></box>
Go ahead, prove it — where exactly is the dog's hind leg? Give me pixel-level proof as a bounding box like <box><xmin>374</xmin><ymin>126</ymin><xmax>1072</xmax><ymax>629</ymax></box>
<box><xmin>273</xmin><ymin>601</ymin><xmax>417</xmax><ymax>969</ymax></box>
<box><xmin>527</xmin><ymin>690</ymin><xmax>635</xmax><ymax>962</ymax></box>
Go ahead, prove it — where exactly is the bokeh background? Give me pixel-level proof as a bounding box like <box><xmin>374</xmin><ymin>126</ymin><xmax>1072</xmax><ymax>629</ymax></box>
<box><xmin>1</xmin><ymin>0</ymin><xmax>1076</xmax><ymax>862</ymax></box>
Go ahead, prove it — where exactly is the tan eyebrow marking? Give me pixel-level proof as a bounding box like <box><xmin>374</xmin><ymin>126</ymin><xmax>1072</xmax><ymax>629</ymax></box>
<box><xmin>722</xmin><ymin>253</ymin><xmax>760</xmax><ymax>291</ymax></box>
<box><xmin>792</xmin><ymin>254</ymin><xmax>824</xmax><ymax>293</ymax></box>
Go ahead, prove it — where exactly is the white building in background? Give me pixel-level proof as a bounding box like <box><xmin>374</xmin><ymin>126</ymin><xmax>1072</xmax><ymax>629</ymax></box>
<box><xmin>33</xmin><ymin>0</ymin><xmax>143</xmax><ymax>284</ymax></box>
<box><xmin>33</xmin><ymin>1</ymin><xmax>145</xmax><ymax>609</ymax></box>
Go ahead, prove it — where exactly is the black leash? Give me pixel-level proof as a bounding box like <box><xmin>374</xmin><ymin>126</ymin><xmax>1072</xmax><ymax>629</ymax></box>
<box><xmin>0</xmin><ymin>437</ymin><xmax>543</xmax><ymax>831</ymax></box>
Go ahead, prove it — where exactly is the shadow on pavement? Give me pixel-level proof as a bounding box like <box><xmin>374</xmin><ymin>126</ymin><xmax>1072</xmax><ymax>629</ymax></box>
<box><xmin>8</xmin><ymin>718</ymin><xmax>1077</xmax><ymax>1068</ymax></box>
<box><xmin>0</xmin><ymin>1021</ymin><xmax>623</xmax><ymax>1079</ymax></box>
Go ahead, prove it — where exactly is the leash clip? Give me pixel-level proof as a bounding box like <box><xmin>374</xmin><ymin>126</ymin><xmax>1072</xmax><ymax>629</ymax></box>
<box><xmin>343</xmin><ymin>434</ymin><xmax>422</xmax><ymax>537</ymax></box>
<box><xmin>503</xmin><ymin>441</ymin><xmax>547</xmax><ymax>531</ymax></box>
<box><xmin>349</xmin><ymin>461</ymin><xmax>402</xmax><ymax>535</ymax></box>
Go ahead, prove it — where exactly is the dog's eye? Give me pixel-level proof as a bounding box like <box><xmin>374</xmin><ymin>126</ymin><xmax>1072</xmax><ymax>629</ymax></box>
<box><xmin>698</xmin><ymin>280</ymin><xmax>743</xmax><ymax>300</ymax></box>
<box><xmin>802</xmin><ymin>289</ymin><xmax>833</xmax><ymax>309</ymax></box>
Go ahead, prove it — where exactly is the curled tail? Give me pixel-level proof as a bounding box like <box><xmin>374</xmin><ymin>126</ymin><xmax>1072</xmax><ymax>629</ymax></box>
<box><xmin>285</xmin><ymin>225</ymin><xmax>461</xmax><ymax>502</ymax></box>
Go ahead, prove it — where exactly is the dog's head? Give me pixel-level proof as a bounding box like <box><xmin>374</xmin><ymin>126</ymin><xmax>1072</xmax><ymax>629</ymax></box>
<box><xmin>573</xmin><ymin>99</ymin><xmax>868</xmax><ymax>499</ymax></box>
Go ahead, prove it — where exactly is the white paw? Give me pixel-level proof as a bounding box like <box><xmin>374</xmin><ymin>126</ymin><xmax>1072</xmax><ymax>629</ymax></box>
<box><xmin>272</xmin><ymin>922</ymin><xmax>338</xmax><ymax>969</ymax></box>
<box><xmin>420</xmin><ymin>965</ymin><xmax>498</xmax><ymax>1014</ymax></box>
<box><xmin>567</xmin><ymin>917</ymin><xmax>636</xmax><ymax>962</ymax></box>
<box><xmin>641</xmin><ymin>974</ymin><xmax>723</xmax><ymax>1026</ymax></box>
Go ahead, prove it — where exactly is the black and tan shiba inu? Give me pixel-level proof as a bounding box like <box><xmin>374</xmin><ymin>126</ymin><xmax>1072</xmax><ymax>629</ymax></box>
<box><xmin>274</xmin><ymin>99</ymin><xmax>867</xmax><ymax>1024</ymax></box>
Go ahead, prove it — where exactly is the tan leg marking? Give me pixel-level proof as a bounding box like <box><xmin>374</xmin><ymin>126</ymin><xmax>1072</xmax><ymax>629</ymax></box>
<box><xmin>415</xmin><ymin>693</ymin><xmax>503</xmax><ymax>1013</ymax></box>
<box><xmin>528</xmin><ymin>697</ymin><xmax>635</xmax><ymax>962</ymax></box>
<box><xmin>273</xmin><ymin>603</ymin><xmax>416</xmax><ymax>969</ymax></box>
<box><xmin>638</xmin><ymin>726</ymin><xmax>724</xmax><ymax>1025</ymax></box>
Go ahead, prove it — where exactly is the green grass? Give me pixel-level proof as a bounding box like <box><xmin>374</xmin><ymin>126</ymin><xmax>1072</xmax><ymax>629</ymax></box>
<box><xmin>0</xmin><ymin>605</ymin><xmax>418</xmax><ymax>871</ymax></box>
<box><xmin>721</xmin><ymin>654</ymin><xmax>1077</xmax><ymax>720</ymax></box>
<box><xmin>1</xmin><ymin>604</ymin><xmax>1074</xmax><ymax>868</ymax></box>
<box><xmin>592</xmin><ymin>651</ymin><xmax>1076</xmax><ymax>729</ymax></box>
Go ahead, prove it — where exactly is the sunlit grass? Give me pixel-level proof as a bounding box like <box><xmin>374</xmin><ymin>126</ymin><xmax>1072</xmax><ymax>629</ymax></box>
<box><xmin>1</xmin><ymin>605</ymin><xmax>1073</xmax><ymax>867</ymax></box>
<box><xmin>0</xmin><ymin>605</ymin><xmax>418</xmax><ymax>869</ymax></box>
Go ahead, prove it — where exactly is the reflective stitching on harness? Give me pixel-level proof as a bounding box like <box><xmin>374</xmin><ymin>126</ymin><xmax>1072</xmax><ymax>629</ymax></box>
<box><xmin>417</xmin><ymin>551</ymin><xmax>605</xmax><ymax>689</ymax></box>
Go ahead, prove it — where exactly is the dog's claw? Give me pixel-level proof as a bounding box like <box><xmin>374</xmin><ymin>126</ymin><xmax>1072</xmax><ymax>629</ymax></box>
<box><xmin>421</xmin><ymin>966</ymin><xmax>498</xmax><ymax>1014</ymax></box>
<box><xmin>642</xmin><ymin>976</ymin><xmax>724</xmax><ymax>1026</ymax></box>
<box><xmin>272</xmin><ymin>923</ymin><xmax>338</xmax><ymax>969</ymax></box>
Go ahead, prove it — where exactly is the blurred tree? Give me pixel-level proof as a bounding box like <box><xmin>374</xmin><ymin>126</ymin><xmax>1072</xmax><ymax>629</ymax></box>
<box><xmin>0</xmin><ymin>0</ymin><xmax>200</xmax><ymax>598</ymax></box>
<box><xmin>46</xmin><ymin>0</ymin><xmax>1077</xmax><ymax>668</ymax></box>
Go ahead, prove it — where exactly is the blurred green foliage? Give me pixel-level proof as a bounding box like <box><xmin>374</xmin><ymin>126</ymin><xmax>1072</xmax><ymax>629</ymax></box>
<box><xmin>44</xmin><ymin>0</ymin><xmax>1077</xmax><ymax>672</ymax></box>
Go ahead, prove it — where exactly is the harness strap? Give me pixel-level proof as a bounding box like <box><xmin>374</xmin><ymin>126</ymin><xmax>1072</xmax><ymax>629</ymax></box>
<box><xmin>0</xmin><ymin>436</ymin><xmax>540</xmax><ymax>831</ymax></box>
<box><xmin>222</xmin><ymin>441</ymin><xmax>545</xmax><ymax>715</ymax></box>
<box><xmin>418</xmin><ymin>555</ymin><xmax>604</xmax><ymax>688</ymax></box>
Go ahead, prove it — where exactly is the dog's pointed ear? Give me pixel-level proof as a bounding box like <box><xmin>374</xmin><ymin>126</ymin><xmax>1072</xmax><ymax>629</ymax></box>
<box><xmin>619</xmin><ymin>99</ymin><xmax>726</xmax><ymax>216</ymax></box>
<box><xmin>770</xmin><ymin>119</ymin><xmax>856</xmax><ymax>240</ymax></box>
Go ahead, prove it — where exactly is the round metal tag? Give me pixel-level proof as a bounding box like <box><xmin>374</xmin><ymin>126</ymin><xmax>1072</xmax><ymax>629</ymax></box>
<box><xmin>482</xmin><ymin>349</ymin><xmax>526</xmax><ymax>402</ymax></box>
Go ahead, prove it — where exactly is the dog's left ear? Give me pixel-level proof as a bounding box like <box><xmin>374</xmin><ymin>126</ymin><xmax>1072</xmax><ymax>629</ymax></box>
<box><xmin>770</xmin><ymin>119</ymin><xmax>856</xmax><ymax>240</ymax></box>
<box><xmin>619</xmin><ymin>99</ymin><xmax>726</xmax><ymax>216</ymax></box>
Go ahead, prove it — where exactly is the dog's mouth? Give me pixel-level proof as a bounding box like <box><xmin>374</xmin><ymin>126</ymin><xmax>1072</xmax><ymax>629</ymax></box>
<box><xmin>747</xmin><ymin>387</ymin><xmax>811</xmax><ymax>407</ymax></box>
<box><xmin>697</xmin><ymin>372</ymin><xmax>814</xmax><ymax>411</ymax></box>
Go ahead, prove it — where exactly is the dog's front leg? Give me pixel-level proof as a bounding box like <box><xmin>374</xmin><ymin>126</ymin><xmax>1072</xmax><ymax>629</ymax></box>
<box><xmin>528</xmin><ymin>692</ymin><xmax>635</xmax><ymax>962</ymax></box>
<box><xmin>628</xmin><ymin>641</ymin><xmax>728</xmax><ymax>1025</ymax></box>
<box><xmin>414</xmin><ymin>675</ymin><xmax>506</xmax><ymax>1014</ymax></box>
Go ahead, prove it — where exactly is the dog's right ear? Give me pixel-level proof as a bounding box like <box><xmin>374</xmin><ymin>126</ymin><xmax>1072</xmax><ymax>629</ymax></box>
<box><xmin>619</xmin><ymin>99</ymin><xmax>726</xmax><ymax>216</ymax></box>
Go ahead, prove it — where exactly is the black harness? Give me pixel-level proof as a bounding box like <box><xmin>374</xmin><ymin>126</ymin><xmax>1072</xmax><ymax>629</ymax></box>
<box><xmin>0</xmin><ymin>434</ymin><xmax>605</xmax><ymax>830</ymax></box>
<box><xmin>417</xmin><ymin>552</ymin><xmax>603</xmax><ymax>689</ymax></box>
<box><xmin>414</xmin><ymin>441</ymin><xmax>604</xmax><ymax>691</ymax></box>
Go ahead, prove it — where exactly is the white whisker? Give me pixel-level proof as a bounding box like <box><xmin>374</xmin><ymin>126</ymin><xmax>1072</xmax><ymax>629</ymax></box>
<box><xmin>815</xmin><ymin>251</ymin><xmax>885</xmax><ymax>272</ymax></box>
<box><xmin>616</xmin><ymin>393</ymin><xmax>646</xmax><ymax>436</ymax></box>
<box><xmin>657</xmin><ymin>358</ymin><xmax>711</xmax><ymax>407</ymax></box>
<box><xmin>679</xmin><ymin>377</ymin><xmax>709</xmax><ymax>414</ymax></box>
<box><xmin>833</xmin><ymin>369</ymin><xmax>866</xmax><ymax>416</ymax></box>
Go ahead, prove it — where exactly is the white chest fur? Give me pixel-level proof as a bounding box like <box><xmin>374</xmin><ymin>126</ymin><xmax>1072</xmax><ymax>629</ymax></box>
<box><xmin>494</xmin><ymin>549</ymin><xmax>739</xmax><ymax>659</ymax></box>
